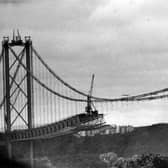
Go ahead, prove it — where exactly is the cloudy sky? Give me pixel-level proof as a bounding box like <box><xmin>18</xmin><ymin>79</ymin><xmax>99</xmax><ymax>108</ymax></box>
<box><xmin>1</xmin><ymin>0</ymin><xmax>168</xmax><ymax>126</ymax></box>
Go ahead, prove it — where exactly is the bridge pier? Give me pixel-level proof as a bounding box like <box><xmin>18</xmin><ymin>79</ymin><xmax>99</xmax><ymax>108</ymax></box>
<box><xmin>30</xmin><ymin>141</ymin><xmax>34</xmax><ymax>168</ymax></box>
<box><xmin>7</xmin><ymin>140</ymin><xmax>12</xmax><ymax>159</ymax></box>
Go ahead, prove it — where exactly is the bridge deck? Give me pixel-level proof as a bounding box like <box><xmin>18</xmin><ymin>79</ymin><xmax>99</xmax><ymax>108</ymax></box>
<box><xmin>0</xmin><ymin>113</ymin><xmax>103</xmax><ymax>142</ymax></box>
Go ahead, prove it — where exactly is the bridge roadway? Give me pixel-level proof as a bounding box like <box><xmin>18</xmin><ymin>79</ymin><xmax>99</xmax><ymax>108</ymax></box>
<box><xmin>0</xmin><ymin>113</ymin><xmax>103</xmax><ymax>142</ymax></box>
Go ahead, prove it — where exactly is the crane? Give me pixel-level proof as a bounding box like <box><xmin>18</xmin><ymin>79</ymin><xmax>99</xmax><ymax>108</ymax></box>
<box><xmin>85</xmin><ymin>74</ymin><xmax>98</xmax><ymax>115</ymax></box>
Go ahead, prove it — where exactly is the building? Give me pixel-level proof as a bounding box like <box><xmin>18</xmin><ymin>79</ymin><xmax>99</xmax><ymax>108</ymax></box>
<box><xmin>119</xmin><ymin>125</ymin><xmax>134</xmax><ymax>134</ymax></box>
<box><xmin>77</xmin><ymin>124</ymin><xmax>134</xmax><ymax>137</ymax></box>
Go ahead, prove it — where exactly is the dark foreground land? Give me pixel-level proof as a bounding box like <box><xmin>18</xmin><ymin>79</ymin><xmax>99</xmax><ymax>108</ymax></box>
<box><xmin>1</xmin><ymin>123</ymin><xmax>168</xmax><ymax>168</ymax></box>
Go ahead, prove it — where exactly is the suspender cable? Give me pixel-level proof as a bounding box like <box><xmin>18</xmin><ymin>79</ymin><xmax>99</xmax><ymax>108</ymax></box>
<box><xmin>61</xmin><ymin>84</ymin><xmax>64</xmax><ymax>120</ymax></box>
<box><xmin>38</xmin><ymin>60</ymin><xmax>41</xmax><ymax>126</ymax></box>
<box><xmin>58</xmin><ymin>82</ymin><xmax>60</xmax><ymax>121</ymax></box>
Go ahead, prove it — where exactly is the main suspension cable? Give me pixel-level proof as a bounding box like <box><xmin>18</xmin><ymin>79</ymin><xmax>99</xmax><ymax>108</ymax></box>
<box><xmin>8</xmin><ymin>46</ymin><xmax>168</xmax><ymax>103</ymax></box>
<box><xmin>9</xmin><ymin>46</ymin><xmax>87</xmax><ymax>102</ymax></box>
<box><xmin>32</xmin><ymin>46</ymin><xmax>168</xmax><ymax>102</ymax></box>
<box><xmin>32</xmin><ymin>46</ymin><xmax>89</xmax><ymax>97</ymax></box>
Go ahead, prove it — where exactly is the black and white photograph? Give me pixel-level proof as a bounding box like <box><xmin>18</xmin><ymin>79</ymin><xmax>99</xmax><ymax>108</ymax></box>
<box><xmin>0</xmin><ymin>0</ymin><xmax>168</xmax><ymax>168</ymax></box>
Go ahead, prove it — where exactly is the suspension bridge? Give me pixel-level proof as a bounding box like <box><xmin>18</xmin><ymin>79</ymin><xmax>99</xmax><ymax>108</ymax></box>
<box><xmin>0</xmin><ymin>32</ymin><xmax>168</xmax><ymax>167</ymax></box>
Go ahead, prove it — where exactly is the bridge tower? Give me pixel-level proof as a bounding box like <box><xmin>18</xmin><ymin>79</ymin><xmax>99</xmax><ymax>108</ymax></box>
<box><xmin>2</xmin><ymin>31</ymin><xmax>34</xmax><ymax>166</ymax></box>
<box><xmin>2</xmin><ymin>32</ymin><xmax>33</xmax><ymax>131</ymax></box>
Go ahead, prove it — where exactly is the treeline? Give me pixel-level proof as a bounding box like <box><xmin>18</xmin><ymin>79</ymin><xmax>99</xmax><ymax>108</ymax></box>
<box><xmin>100</xmin><ymin>152</ymin><xmax>168</xmax><ymax>168</ymax></box>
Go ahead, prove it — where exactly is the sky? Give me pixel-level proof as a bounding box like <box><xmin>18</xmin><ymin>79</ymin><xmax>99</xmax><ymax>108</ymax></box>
<box><xmin>1</xmin><ymin>0</ymin><xmax>168</xmax><ymax>126</ymax></box>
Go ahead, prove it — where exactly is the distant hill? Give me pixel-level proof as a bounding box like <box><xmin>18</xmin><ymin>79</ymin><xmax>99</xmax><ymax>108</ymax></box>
<box><xmin>3</xmin><ymin>123</ymin><xmax>168</xmax><ymax>168</ymax></box>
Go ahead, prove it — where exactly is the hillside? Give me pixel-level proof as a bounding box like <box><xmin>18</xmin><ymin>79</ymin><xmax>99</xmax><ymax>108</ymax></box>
<box><xmin>123</xmin><ymin>123</ymin><xmax>168</xmax><ymax>156</ymax></box>
<box><xmin>3</xmin><ymin>123</ymin><xmax>168</xmax><ymax>168</ymax></box>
